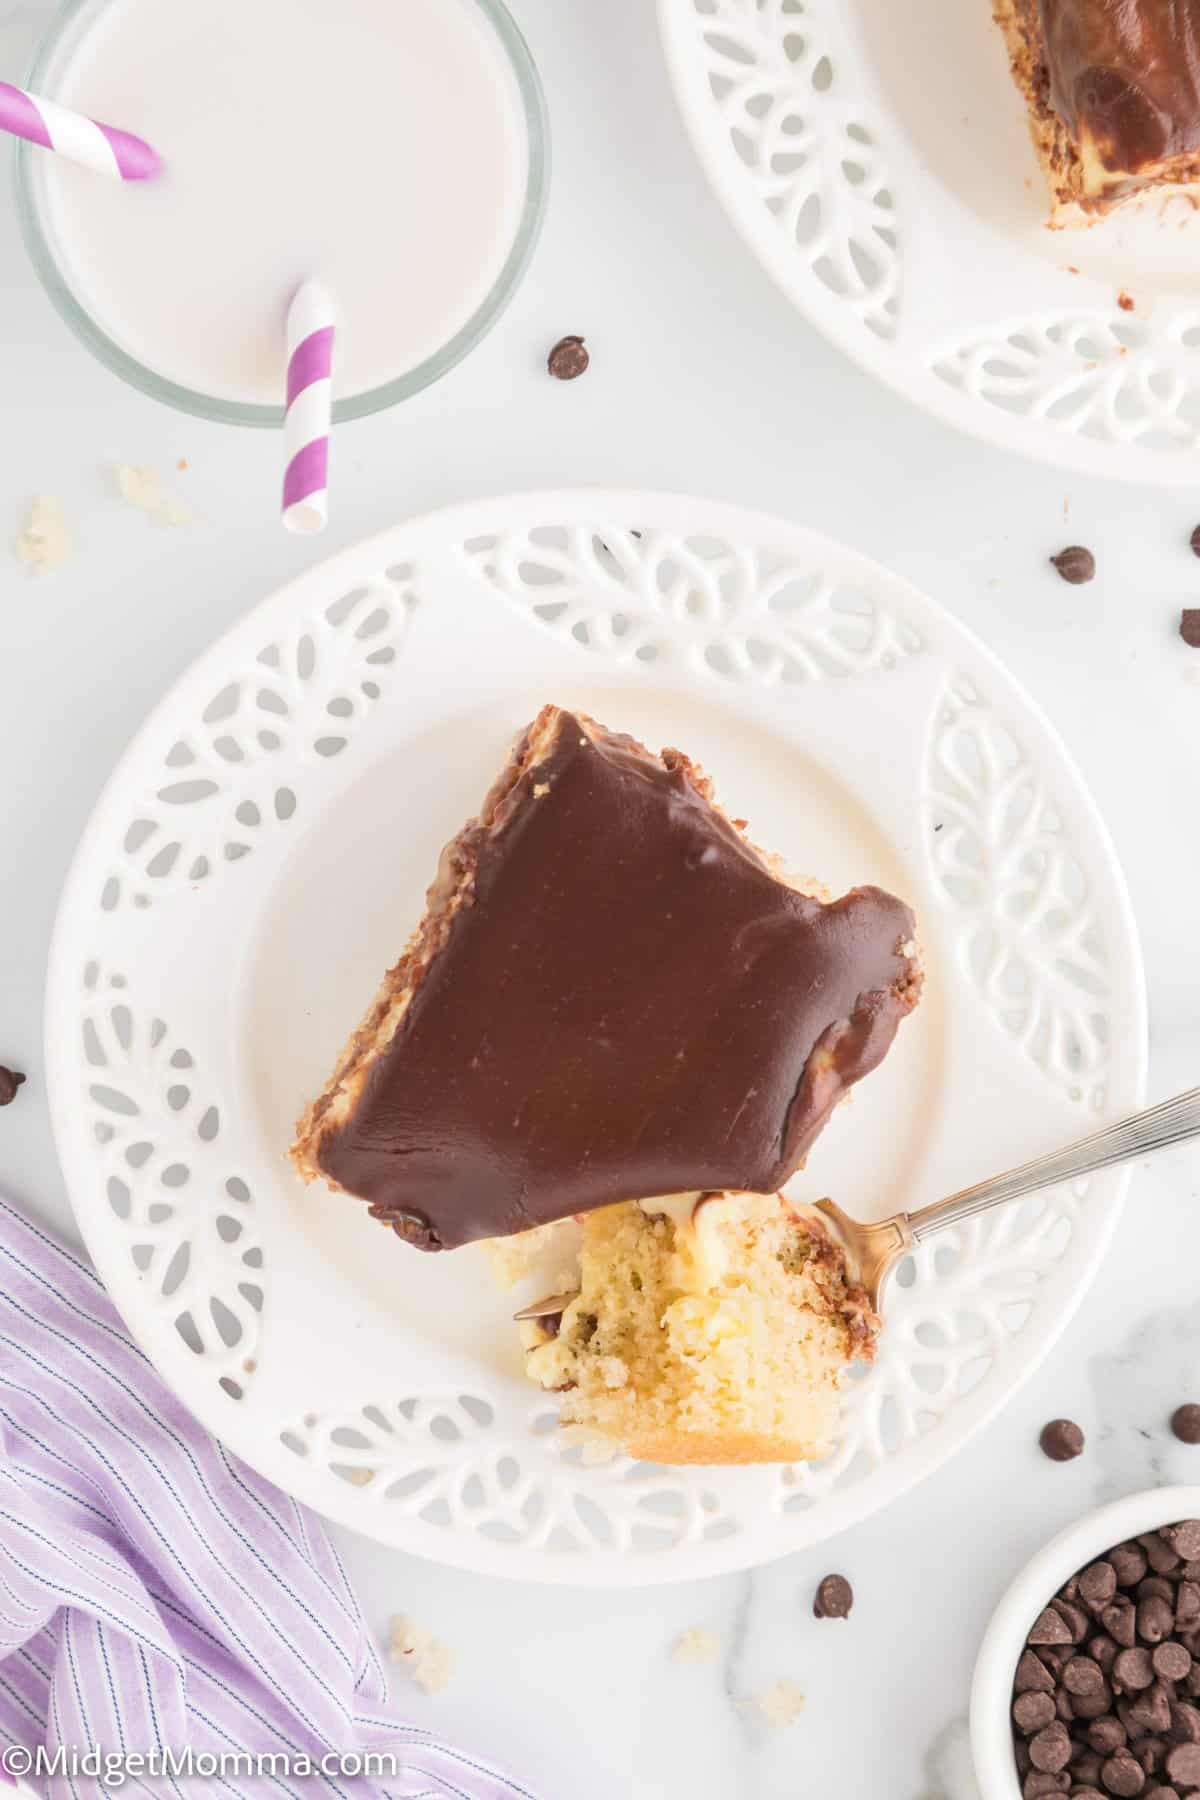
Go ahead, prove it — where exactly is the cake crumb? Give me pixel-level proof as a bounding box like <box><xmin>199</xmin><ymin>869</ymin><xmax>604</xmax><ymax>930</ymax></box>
<box><xmin>481</xmin><ymin>1219</ymin><xmax>580</xmax><ymax>1294</ymax></box>
<box><xmin>739</xmin><ymin>1679</ymin><xmax>806</xmax><ymax>1729</ymax></box>
<box><xmin>116</xmin><ymin>464</ymin><xmax>193</xmax><ymax>526</ymax></box>
<box><xmin>597</xmin><ymin>1355</ymin><xmax>629</xmax><ymax>1390</ymax></box>
<box><xmin>561</xmin><ymin>1429</ymin><xmax>619</xmax><ymax>1467</ymax></box>
<box><xmin>15</xmin><ymin>496</ymin><xmax>71</xmax><ymax>574</ymax></box>
<box><xmin>388</xmin><ymin>1616</ymin><xmax>456</xmax><ymax>1694</ymax></box>
<box><xmin>673</xmin><ymin>1626</ymin><xmax>720</xmax><ymax>1665</ymax></box>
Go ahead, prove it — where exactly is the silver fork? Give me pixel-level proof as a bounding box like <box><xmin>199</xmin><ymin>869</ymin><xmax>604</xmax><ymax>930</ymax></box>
<box><xmin>817</xmin><ymin>1085</ymin><xmax>1200</xmax><ymax>1311</ymax></box>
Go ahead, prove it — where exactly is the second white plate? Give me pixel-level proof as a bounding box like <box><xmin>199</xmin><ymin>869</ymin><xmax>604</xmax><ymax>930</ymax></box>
<box><xmin>659</xmin><ymin>0</ymin><xmax>1200</xmax><ymax>483</ymax></box>
<box><xmin>46</xmin><ymin>490</ymin><xmax>1145</xmax><ymax>1583</ymax></box>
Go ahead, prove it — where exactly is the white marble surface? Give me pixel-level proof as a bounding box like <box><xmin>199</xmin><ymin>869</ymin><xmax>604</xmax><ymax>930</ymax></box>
<box><xmin>3</xmin><ymin>2</ymin><xmax>1200</xmax><ymax>1796</ymax></box>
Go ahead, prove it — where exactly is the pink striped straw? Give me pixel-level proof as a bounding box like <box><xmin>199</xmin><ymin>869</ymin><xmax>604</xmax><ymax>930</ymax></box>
<box><xmin>0</xmin><ymin>80</ymin><xmax>160</xmax><ymax>179</ymax></box>
<box><xmin>282</xmin><ymin>280</ymin><xmax>335</xmax><ymax>536</ymax></box>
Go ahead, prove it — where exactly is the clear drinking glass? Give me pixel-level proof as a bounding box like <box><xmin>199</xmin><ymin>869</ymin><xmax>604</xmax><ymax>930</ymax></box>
<box><xmin>13</xmin><ymin>0</ymin><xmax>549</xmax><ymax>426</ymax></box>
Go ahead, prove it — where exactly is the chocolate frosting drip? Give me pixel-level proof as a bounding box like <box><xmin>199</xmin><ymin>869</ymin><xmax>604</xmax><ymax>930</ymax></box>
<box><xmin>318</xmin><ymin>710</ymin><xmax>919</xmax><ymax>1251</ymax></box>
<box><xmin>1040</xmin><ymin>0</ymin><xmax>1200</xmax><ymax>173</ymax></box>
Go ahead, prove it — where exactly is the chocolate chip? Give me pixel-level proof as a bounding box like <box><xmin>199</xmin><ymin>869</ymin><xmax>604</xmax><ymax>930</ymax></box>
<box><xmin>1144</xmin><ymin>1786</ymin><xmax>1181</xmax><ymax>1800</ymax></box>
<box><xmin>1105</xmin><ymin>1601</ymin><xmax>1140</xmax><ymax>1648</ymax></box>
<box><xmin>1156</xmin><ymin>1646</ymin><xmax>1193</xmax><ymax>1684</ymax></box>
<box><xmin>1017</xmin><ymin>1692</ymin><xmax>1060</xmax><ymax>1733</ymax></box>
<box><xmin>1179</xmin><ymin>1588</ymin><xmax>1200</xmax><ymax>1631</ymax></box>
<box><xmin>1173</xmin><ymin>1408</ymin><xmax>1200</xmax><ymax>1444</ymax></box>
<box><xmin>1115</xmin><ymin>1548</ymin><xmax>1152</xmax><ymax>1588</ymax></box>
<box><xmin>1072</xmin><ymin>1791</ymin><xmax>1106</xmax><ymax>1800</ymax></box>
<box><xmin>1169</xmin><ymin>1702</ymin><xmax>1200</xmax><ymax>1743</ymax></box>
<box><xmin>1135</xmin><ymin>1739</ymin><xmax>1168</xmax><ymax>1776</ymax></box>
<box><xmin>1180</xmin><ymin>611</ymin><xmax>1200</xmax><ymax>650</ymax></box>
<box><xmin>1077</xmin><ymin>1753</ymin><xmax>1104</xmax><ymax>1785</ymax></box>
<box><xmin>547</xmin><ymin>335</ymin><xmax>589</xmax><ymax>381</ymax></box>
<box><xmin>1042</xmin><ymin>1418</ymin><xmax>1087</xmax><ymax>1460</ymax></box>
<box><xmin>1166</xmin><ymin>1743</ymin><xmax>1200</xmax><ymax>1787</ymax></box>
<box><xmin>1050</xmin><ymin>547</ymin><xmax>1096</xmax><ymax>585</ymax></box>
<box><xmin>1032</xmin><ymin>1607</ymin><xmax>1076</xmax><ymax>1645</ymax></box>
<box><xmin>1040</xmin><ymin>1645</ymin><xmax>1074</xmax><ymax>1676</ymax></box>
<box><xmin>1143</xmin><ymin>1537</ymin><xmax>1184</xmax><ymax>1576</ymax></box>
<box><xmin>1093</xmin><ymin>1638</ymin><xmax>1122</xmax><ymax>1671</ymax></box>
<box><xmin>1125</xmin><ymin>1687</ymin><xmax>1173</xmax><ymax>1738</ymax></box>
<box><xmin>366</xmin><ymin>1203</ymin><xmax>444</xmax><ymax>1251</ymax></box>
<box><xmin>1068</xmin><ymin>1658</ymin><xmax>1110</xmax><ymax>1698</ymax></box>
<box><xmin>1019</xmin><ymin>1649</ymin><xmax>1058</xmax><ymax>1693</ymax></box>
<box><xmin>1166</xmin><ymin>1526</ymin><xmax>1200</xmax><ymax>1563</ymax></box>
<box><xmin>1116</xmin><ymin>1651</ymin><xmax>1157</xmax><ymax>1694</ymax></box>
<box><xmin>1102</xmin><ymin>1751</ymin><xmax>1146</xmax><ymax>1793</ymax></box>
<box><xmin>1091</xmin><ymin>1719</ymin><xmax>1130</xmax><ymax>1755</ymax></box>
<box><xmin>1058</xmin><ymin>1601</ymin><xmax>1092</xmax><ymax>1643</ymax></box>
<box><xmin>1031</xmin><ymin>1722</ymin><xmax>1073</xmax><ymax>1772</ymax></box>
<box><xmin>1023</xmin><ymin>1776</ymin><xmax>1068</xmax><ymax>1798</ymax></box>
<box><xmin>0</xmin><ymin>1067</ymin><xmax>25</xmax><ymax>1107</ymax></box>
<box><xmin>813</xmin><ymin>1574</ymin><xmax>853</xmax><ymax>1620</ymax></box>
<box><xmin>1077</xmin><ymin>1685</ymin><xmax>1117</xmax><ymax>1723</ymax></box>
<box><xmin>1083</xmin><ymin>1566</ymin><xmax>1121</xmax><ymax>1608</ymax></box>
<box><xmin>1142</xmin><ymin>1599</ymin><xmax>1179</xmax><ymax>1646</ymax></box>
<box><xmin>1141</xmin><ymin>1580</ymin><xmax>1177</xmax><ymax>1607</ymax></box>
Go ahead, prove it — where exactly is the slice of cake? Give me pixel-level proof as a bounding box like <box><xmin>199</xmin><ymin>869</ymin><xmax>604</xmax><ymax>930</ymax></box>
<box><xmin>291</xmin><ymin>705</ymin><xmax>921</xmax><ymax>1252</ymax></box>
<box><xmin>994</xmin><ymin>0</ymin><xmax>1200</xmax><ymax>217</ymax></box>
<box><xmin>513</xmin><ymin>1193</ymin><xmax>876</xmax><ymax>1465</ymax></box>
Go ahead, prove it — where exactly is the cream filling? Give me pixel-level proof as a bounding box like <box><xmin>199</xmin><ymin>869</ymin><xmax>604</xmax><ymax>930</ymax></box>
<box><xmin>519</xmin><ymin>1191</ymin><xmax>843</xmax><ymax>1331</ymax></box>
<box><xmin>639</xmin><ymin>1192</ymin><xmax>733</xmax><ymax>1291</ymax></box>
<box><xmin>521</xmin><ymin>1192</ymin><xmax>740</xmax><ymax>1385</ymax></box>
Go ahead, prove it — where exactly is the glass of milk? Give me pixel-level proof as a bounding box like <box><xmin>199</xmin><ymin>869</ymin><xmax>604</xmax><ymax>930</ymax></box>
<box><xmin>15</xmin><ymin>0</ymin><xmax>548</xmax><ymax>423</ymax></box>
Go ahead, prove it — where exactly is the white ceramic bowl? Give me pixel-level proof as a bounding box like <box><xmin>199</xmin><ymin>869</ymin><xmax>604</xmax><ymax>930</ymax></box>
<box><xmin>971</xmin><ymin>1486</ymin><xmax>1200</xmax><ymax>1799</ymax></box>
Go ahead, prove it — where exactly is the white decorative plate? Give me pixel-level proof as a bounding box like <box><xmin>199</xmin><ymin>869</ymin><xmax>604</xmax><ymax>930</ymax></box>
<box><xmin>46</xmin><ymin>491</ymin><xmax>1146</xmax><ymax>1584</ymax></box>
<box><xmin>658</xmin><ymin>0</ymin><xmax>1200</xmax><ymax>483</ymax></box>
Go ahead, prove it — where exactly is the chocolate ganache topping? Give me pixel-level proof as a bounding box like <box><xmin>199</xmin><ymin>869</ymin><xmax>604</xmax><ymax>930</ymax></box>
<box><xmin>1040</xmin><ymin>0</ymin><xmax>1200</xmax><ymax>175</ymax></box>
<box><xmin>310</xmin><ymin>708</ymin><xmax>921</xmax><ymax>1251</ymax></box>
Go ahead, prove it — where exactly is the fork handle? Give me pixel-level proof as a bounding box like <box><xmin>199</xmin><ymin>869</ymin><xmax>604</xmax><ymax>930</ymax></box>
<box><xmin>905</xmin><ymin>1085</ymin><xmax>1200</xmax><ymax>1245</ymax></box>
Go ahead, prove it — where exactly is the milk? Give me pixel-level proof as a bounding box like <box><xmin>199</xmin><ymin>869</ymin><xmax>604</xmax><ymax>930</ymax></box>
<box><xmin>37</xmin><ymin>0</ymin><xmax>532</xmax><ymax>405</ymax></box>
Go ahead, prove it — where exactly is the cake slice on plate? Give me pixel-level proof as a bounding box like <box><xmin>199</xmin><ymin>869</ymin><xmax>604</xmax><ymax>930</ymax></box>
<box><xmin>291</xmin><ymin>704</ymin><xmax>922</xmax><ymax>1253</ymax></box>
<box><xmin>292</xmin><ymin>704</ymin><xmax>918</xmax><ymax>1467</ymax></box>
<box><xmin>994</xmin><ymin>0</ymin><xmax>1200</xmax><ymax>217</ymax></box>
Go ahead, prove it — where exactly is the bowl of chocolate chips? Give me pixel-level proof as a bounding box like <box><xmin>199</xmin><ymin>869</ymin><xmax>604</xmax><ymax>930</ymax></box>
<box><xmin>972</xmin><ymin>1488</ymin><xmax>1200</xmax><ymax>1800</ymax></box>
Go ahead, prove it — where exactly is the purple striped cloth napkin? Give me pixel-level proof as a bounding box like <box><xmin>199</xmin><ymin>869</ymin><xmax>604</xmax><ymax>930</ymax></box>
<box><xmin>0</xmin><ymin>1194</ymin><xmax>535</xmax><ymax>1799</ymax></box>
